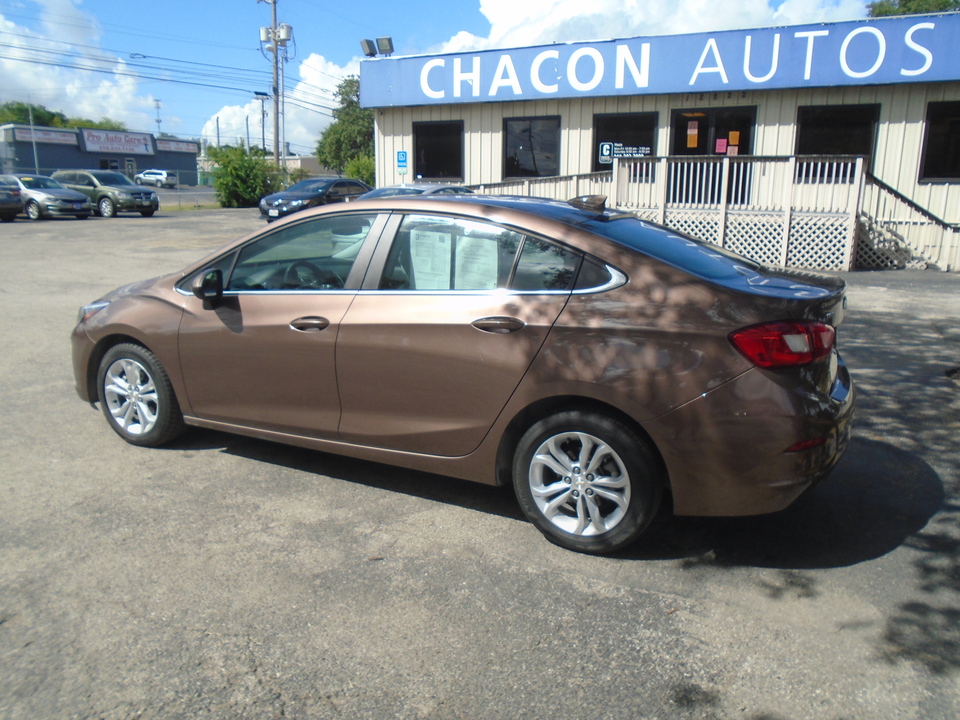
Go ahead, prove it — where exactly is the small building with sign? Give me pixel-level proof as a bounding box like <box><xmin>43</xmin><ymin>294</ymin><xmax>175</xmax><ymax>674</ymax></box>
<box><xmin>360</xmin><ymin>13</ymin><xmax>960</xmax><ymax>270</ymax></box>
<box><xmin>359</xmin><ymin>13</ymin><xmax>960</xmax><ymax>271</ymax></box>
<box><xmin>0</xmin><ymin>125</ymin><xmax>200</xmax><ymax>184</ymax></box>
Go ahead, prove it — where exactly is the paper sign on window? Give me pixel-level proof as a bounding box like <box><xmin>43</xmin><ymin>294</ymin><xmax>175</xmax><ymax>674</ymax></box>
<box><xmin>410</xmin><ymin>229</ymin><xmax>452</xmax><ymax>289</ymax></box>
<box><xmin>455</xmin><ymin>236</ymin><xmax>499</xmax><ymax>289</ymax></box>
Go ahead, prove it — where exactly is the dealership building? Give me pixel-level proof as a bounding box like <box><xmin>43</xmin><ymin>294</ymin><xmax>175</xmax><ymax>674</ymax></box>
<box><xmin>0</xmin><ymin>126</ymin><xmax>199</xmax><ymax>184</ymax></box>
<box><xmin>360</xmin><ymin>13</ymin><xmax>960</xmax><ymax>271</ymax></box>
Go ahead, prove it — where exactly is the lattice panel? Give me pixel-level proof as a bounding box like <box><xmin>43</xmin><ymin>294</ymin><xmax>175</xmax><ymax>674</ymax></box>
<box><xmin>663</xmin><ymin>211</ymin><xmax>720</xmax><ymax>246</ymax></box>
<box><xmin>725</xmin><ymin>213</ymin><xmax>785</xmax><ymax>267</ymax></box>
<box><xmin>786</xmin><ymin>214</ymin><xmax>852</xmax><ymax>270</ymax></box>
<box><xmin>854</xmin><ymin>216</ymin><xmax>929</xmax><ymax>270</ymax></box>
<box><xmin>633</xmin><ymin>209</ymin><xmax>661</xmax><ymax>224</ymax></box>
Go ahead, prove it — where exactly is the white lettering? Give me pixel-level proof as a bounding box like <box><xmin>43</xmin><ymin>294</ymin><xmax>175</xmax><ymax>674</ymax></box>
<box><xmin>794</xmin><ymin>30</ymin><xmax>829</xmax><ymax>81</ymax></box>
<box><xmin>615</xmin><ymin>44</ymin><xmax>650</xmax><ymax>89</ymax></box>
<box><xmin>420</xmin><ymin>59</ymin><xmax>445</xmax><ymax>99</ymax></box>
<box><xmin>901</xmin><ymin>22</ymin><xmax>934</xmax><ymax>77</ymax></box>
<box><xmin>743</xmin><ymin>33</ymin><xmax>780</xmax><ymax>83</ymax></box>
<box><xmin>453</xmin><ymin>57</ymin><xmax>481</xmax><ymax>98</ymax></box>
<box><xmin>840</xmin><ymin>27</ymin><xmax>886</xmax><ymax>79</ymax></box>
<box><xmin>489</xmin><ymin>55</ymin><xmax>522</xmax><ymax>95</ymax></box>
<box><xmin>567</xmin><ymin>47</ymin><xmax>604</xmax><ymax>91</ymax></box>
<box><xmin>531</xmin><ymin>50</ymin><xmax>560</xmax><ymax>93</ymax></box>
<box><xmin>689</xmin><ymin>39</ymin><xmax>729</xmax><ymax>85</ymax></box>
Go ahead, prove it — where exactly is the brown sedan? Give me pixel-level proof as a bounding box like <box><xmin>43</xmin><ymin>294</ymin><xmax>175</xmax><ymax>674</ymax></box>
<box><xmin>71</xmin><ymin>195</ymin><xmax>854</xmax><ymax>553</ymax></box>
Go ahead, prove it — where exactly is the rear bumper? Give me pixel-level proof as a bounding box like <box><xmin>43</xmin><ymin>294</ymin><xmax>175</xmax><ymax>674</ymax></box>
<box><xmin>648</xmin><ymin>356</ymin><xmax>855</xmax><ymax>517</ymax></box>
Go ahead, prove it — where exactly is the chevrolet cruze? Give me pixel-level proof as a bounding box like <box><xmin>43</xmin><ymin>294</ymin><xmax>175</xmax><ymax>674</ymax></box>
<box><xmin>72</xmin><ymin>195</ymin><xmax>854</xmax><ymax>553</ymax></box>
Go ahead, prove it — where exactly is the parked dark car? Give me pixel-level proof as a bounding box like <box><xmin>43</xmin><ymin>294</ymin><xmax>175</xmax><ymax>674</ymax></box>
<box><xmin>52</xmin><ymin>170</ymin><xmax>159</xmax><ymax>218</ymax></box>
<box><xmin>71</xmin><ymin>195</ymin><xmax>854</xmax><ymax>554</ymax></box>
<box><xmin>357</xmin><ymin>183</ymin><xmax>474</xmax><ymax>200</ymax></box>
<box><xmin>0</xmin><ymin>173</ymin><xmax>92</xmax><ymax>220</ymax></box>
<box><xmin>0</xmin><ymin>176</ymin><xmax>22</xmax><ymax>222</ymax></box>
<box><xmin>259</xmin><ymin>178</ymin><xmax>371</xmax><ymax>221</ymax></box>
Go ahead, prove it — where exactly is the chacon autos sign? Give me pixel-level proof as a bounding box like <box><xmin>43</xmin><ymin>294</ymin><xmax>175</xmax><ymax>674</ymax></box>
<box><xmin>360</xmin><ymin>14</ymin><xmax>960</xmax><ymax>108</ymax></box>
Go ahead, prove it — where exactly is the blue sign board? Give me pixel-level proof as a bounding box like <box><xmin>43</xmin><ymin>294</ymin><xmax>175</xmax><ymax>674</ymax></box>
<box><xmin>397</xmin><ymin>150</ymin><xmax>408</xmax><ymax>168</ymax></box>
<box><xmin>360</xmin><ymin>14</ymin><xmax>960</xmax><ymax>108</ymax></box>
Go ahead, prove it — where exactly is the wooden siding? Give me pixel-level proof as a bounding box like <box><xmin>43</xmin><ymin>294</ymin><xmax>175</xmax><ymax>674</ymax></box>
<box><xmin>375</xmin><ymin>82</ymin><xmax>960</xmax><ymax>223</ymax></box>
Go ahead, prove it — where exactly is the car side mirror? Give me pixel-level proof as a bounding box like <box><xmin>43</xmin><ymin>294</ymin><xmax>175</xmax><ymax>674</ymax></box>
<box><xmin>191</xmin><ymin>268</ymin><xmax>223</xmax><ymax>304</ymax></box>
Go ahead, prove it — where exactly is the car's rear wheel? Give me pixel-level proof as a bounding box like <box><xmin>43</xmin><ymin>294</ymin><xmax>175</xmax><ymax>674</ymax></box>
<box><xmin>25</xmin><ymin>201</ymin><xmax>43</xmax><ymax>221</ymax></box>
<box><xmin>513</xmin><ymin>411</ymin><xmax>663</xmax><ymax>554</ymax></box>
<box><xmin>97</xmin><ymin>343</ymin><xmax>185</xmax><ymax>447</ymax></box>
<box><xmin>98</xmin><ymin>197</ymin><xmax>116</xmax><ymax>218</ymax></box>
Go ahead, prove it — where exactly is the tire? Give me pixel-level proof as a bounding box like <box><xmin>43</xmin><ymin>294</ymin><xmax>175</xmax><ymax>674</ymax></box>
<box><xmin>140</xmin><ymin>210</ymin><xmax>155</xmax><ymax>217</ymax></box>
<box><xmin>75</xmin><ymin>215</ymin><xmax>88</xmax><ymax>220</ymax></box>
<box><xmin>98</xmin><ymin>197</ymin><xmax>116</xmax><ymax>218</ymax></box>
<box><xmin>97</xmin><ymin>343</ymin><xmax>186</xmax><ymax>447</ymax></box>
<box><xmin>0</xmin><ymin>214</ymin><xmax>15</xmax><ymax>223</ymax></box>
<box><xmin>513</xmin><ymin>410</ymin><xmax>663</xmax><ymax>554</ymax></box>
<box><xmin>135</xmin><ymin>178</ymin><xmax>143</xmax><ymax>185</ymax></box>
<box><xmin>26</xmin><ymin>200</ymin><xmax>43</xmax><ymax>221</ymax></box>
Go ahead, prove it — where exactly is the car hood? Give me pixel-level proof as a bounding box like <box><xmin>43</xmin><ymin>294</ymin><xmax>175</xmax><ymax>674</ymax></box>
<box><xmin>260</xmin><ymin>190</ymin><xmax>320</xmax><ymax>205</ymax></box>
<box><xmin>28</xmin><ymin>188</ymin><xmax>89</xmax><ymax>202</ymax></box>
<box><xmin>102</xmin><ymin>184</ymin><xmax>152</xmax><ymax>193</ymax></box>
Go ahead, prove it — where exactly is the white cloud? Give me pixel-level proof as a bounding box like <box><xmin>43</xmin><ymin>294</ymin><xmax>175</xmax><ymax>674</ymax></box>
<box><xmin>200</xmin><ymin>53</ymin><xmax>359</xmax><ymax>156</ymax></box>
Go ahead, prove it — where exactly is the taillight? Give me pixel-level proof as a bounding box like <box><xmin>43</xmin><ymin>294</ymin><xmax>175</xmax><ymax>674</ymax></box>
<box><xmin>729</xmin><ymin>321</ymin><xmax>835</xmax><ymax>368</ymax></box>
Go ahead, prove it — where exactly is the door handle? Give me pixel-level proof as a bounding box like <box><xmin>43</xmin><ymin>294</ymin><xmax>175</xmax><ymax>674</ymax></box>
<box><xmin>472</xmin><ymin>316</ymin><xmax>525</xmax><ymax>334</ymax></box>
<box><xmin>290</xmin><ymin>316</ymin><xmax>330</xmax><ymax>332</ymax></box>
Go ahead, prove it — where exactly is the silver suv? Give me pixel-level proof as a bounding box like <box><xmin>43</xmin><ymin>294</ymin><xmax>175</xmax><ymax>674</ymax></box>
<box><xmin>134</xmin><ymin>169</ymin><xmax>178</xmax><ymax>188</ymax></box>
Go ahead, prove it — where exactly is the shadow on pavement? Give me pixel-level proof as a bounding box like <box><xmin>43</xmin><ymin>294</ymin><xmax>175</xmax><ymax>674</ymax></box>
<box><xmin>173</xmin><ymin>430</ymin><xmax>941</xmax><ymax>572</ymax></box>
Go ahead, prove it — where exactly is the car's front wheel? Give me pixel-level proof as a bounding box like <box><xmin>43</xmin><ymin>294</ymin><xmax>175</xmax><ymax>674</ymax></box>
<box><xmin>97</xmin><ymin>343</ymin><xmax>185</xmax><ymax>447</ymax></box>
<box><xmin>140</xmin><ymin>210</ymin><xmax>155</xmax><ymax>217</ymax></box>
<box><xmin>98</xmin><ymin>197</ymin><xmax>116</xmax><ymax>218</ymax></box>
<box><xmin>25</xmin><ymin>201</ymin><xmax>43</xmax><ymax>221</ymax></box>
<box><xmin>513</xmin><ymin>411</ymin><xmax>663</xmax><ymax>554</ymax></box>
<box><xmin>0</xmin><ymin>213</ymin><xmax>15</xmax><ymax>223</ymax></box>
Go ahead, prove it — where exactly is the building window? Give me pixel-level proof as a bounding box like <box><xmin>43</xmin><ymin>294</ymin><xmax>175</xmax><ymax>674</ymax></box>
<box><xmin>671</xmin><ymin>107</ymin><xmax>756</xmax><ymax>156</ymax></box>
<box><xmin>413</xmin><ymin>121</ymin><xmax>463</xmax><ymax>180</ymax></box>
<box><xmin>592</xmin><ymin>113</ymin><xmax>657</xmax><ymax>172</ymax></box>
<box><xmin>504</xmin><ymin>117</ymin><xmax>560</xmax><ymax>178</ymax></box>
<box><xmin>920</xmin><ymin>101</ymin><xmax>960</xmax><ymax>182</ymax></box>
<box><xmin>796</xmin><ymin>105</ymin><xmax>879</xmax><ymax>159</ymax></box>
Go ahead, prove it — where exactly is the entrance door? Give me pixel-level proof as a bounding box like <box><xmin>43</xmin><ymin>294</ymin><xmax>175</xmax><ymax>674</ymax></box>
<box><xmin>670</xmin><ymin>107</ymin><xmax>756</xmax><ymax>204</ymax></box>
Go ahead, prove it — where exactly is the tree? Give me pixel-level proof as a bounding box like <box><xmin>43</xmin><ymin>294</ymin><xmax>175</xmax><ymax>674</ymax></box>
<box><xmin>206</xmin><ymin>145</ymin><xmax>281</xmax><ymax>208</ymax></box>
<box><xmin>316</xmin><ymin>77</ymin><xmax>374</xmax><ymax>176</ymax></box>
<box><xmin>0</xmin><ymin>101</ymin><xmax>126</xmax><ymax>130</ymax></box>
<box><xmin>868</xmin><ymin>0</ymin><xmax>960</xmax><ymax>15</ymax></box>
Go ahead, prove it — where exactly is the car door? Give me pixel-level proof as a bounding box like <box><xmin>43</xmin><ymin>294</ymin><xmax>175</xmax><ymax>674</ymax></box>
<box><xmin>177</xmin><ymin>212</ymin><xmax>386</xmax><ymax>438</ymax></box>
<box><xmin>336</xmin><ymin>212</ymin><xmax>582</xmax><ymax>456</ymax></box>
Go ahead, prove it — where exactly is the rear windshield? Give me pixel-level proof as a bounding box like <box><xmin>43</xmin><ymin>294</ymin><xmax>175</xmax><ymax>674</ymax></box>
<box><xmin>580</xmin><ymin>216</ymin><xmax>760</xmax><ymax>280</ymax></box>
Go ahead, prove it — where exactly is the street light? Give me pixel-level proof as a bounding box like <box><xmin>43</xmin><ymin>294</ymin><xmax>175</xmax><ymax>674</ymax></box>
<box><xmin>253</xmin><ymin>91</ymin><xmax>269</xmax><ymax>151</ymax></box>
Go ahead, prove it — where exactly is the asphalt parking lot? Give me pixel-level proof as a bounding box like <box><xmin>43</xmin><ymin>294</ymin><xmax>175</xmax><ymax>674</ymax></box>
<box><xmin>1</xmin><ymin>209</ymin><xmax>959</xmax><ymax>719</ymax></box>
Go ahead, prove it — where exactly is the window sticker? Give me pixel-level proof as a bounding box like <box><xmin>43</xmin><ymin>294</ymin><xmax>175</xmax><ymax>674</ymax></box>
<box><xmin>455</xmin><ymin>235</ymin><xmax>499</xmax><ymax>289</ymax></box>
<box><xmin>410</xmin><ymin>229</ymin><xmax>453</xmax><ymax>289</ymax></box>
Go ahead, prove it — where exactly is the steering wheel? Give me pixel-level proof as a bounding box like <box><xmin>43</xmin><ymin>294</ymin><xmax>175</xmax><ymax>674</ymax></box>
<box><xmin>283</xmin><ymin>260</ymin><xmax>342</xmax><ymax>289</ymax></box>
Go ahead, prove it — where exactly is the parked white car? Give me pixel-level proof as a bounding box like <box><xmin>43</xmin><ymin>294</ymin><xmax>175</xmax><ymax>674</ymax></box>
<box><xmin>134</xmin><ymin>169</ymin><xmax>178</xmax><ymax>188</ymax></box>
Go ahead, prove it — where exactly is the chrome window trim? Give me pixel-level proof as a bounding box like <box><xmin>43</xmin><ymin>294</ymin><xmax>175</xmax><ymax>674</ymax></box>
<box><xmin>572</xmin><ymin>265</ymin><xmax>627</xmax><ymax>295</ymax></box>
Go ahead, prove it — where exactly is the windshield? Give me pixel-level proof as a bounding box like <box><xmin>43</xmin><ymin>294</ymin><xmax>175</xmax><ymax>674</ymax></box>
<box><xmin>91</xmin><ymin>172</ymin><xmax>135</xmax><ymax>186</ymax></box>
<box><xmin>287</xmin><ymin>179</ymin><xmax>333</xmax><ymax>193</ymax></box>
<box><xmin>17</xmin><ymin>176</ymin><xmax>64</xmax><ymax>190</ymax></box>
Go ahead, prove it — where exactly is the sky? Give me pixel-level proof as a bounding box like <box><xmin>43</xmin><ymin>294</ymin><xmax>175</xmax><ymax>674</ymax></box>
<box><xmin>0</xmin><ymin>0</ymin><xmax>869</xmax><ymax>156</ymax></box>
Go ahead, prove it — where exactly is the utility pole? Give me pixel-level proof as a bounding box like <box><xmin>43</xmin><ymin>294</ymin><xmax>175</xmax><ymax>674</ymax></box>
<box><xmin>154</xmin><ymin>100</ymin><xmax>162</xmax><ymax>136</ymax></box>
<box><xmin>258</xmin><ymin>0</ymin><xmax>280</xmax><ymax>165</ymax></box>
